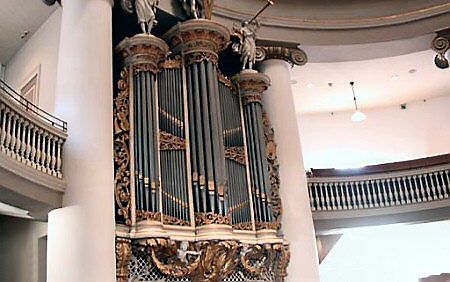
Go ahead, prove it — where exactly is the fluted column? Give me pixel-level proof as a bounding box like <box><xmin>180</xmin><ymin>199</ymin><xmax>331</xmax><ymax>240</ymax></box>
<box><xmin>259</xmin><ymin>59</ymin><xmax>320</xmax><ymax>282</ymax></box>
<box><xmin>47</xmin><ymin>0</ymin><xmax>115</xmax><ymax>281</ymax></box>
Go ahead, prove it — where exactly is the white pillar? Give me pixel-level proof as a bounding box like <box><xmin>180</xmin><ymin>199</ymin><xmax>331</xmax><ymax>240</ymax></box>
<box><xmin>260</xmin><ymin>59</ymin><xmax>320</xmax><ymax>282</ymax></box>
<box><xmin>47</xmin><ymin>0</ymin><xmax>115</xmax><ymax>281</ymax></box>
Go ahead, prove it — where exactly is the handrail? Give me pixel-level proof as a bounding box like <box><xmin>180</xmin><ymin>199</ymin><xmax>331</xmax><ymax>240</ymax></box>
<box><xmin>0</xmin><ymin>79</ymin><xmax>67</xmax><ymax>132</ymax></box>
<box><xmin>307</xmin><ymin>163</ymin><xmax>450</xmax><ymax>212</ymax></box>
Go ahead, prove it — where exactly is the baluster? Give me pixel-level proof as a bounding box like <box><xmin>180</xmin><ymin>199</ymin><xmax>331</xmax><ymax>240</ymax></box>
<box><xmin>25</xmin><ymin>123</ymin><xmax>32</xmax><ymax>164</ymax></box>
<box><xmin>383</xmin><ymin>179</ymin><xmax>393</xmax><ymax>206</ymax></box>
<box><xmin>44</xmin><ymin>133</ymin><xmax>52</xmax><ymax>174</ymax></box>
<box><xmin>444</xmin><ymin>170</ymin><xmax>450</xmax><ymax>198</ymax></box>
<box><xmin>392</xmin><ymin>178</ymin><xmax>404</xmax><ymax>205</ymax></box>
<box><xmin>308</xmin><ymin>183</ymin><xmax>315</xmax><ymax>211</ymax></box>
<box><xmin>375</xmin><ymin>179</ymin><xmax>384</xmax><ymax>207</ymax></box>
<box><xmin>4</xmin><ymin>111</ymin><xmax>13</xmax><ymax>153</ymax></box>
<box><xmin>323</xmin><ymin>183</ymin><xmax>331</xmax><ymax>211</ymax></box>
<box><xmin>328</xmin><ymin>183</ymin><xmax>336</xmax><ymax>210</ymax></box>
<box><xmin>419</xmin><ymin>174</ymin><xmax>431</xmax><ymax>201</ymax></box>
<box><xmin>56</xmin><ymin>138</ymin><xmax>63</xmax><ymax>179</ymax></box>
<box><xmin>14</xmin><ymin>118</ymin><xmax>23</xmax><ymax>159</ymax></box>
<box><xmin>413</xmin><ymin>175</ymin><xmax>424</xmax><ymax>202</ymax></box>
<box><xmin>336</xmin><ymin>182</ymin><xmax>343</xmax><ymax>210</ymax></box>
<box><xmin>432</xmin><ymin>172</ymin><xmax>443</xmax><ymax>200</ymax></box>
<box><xmin>438</xmin><ymin>171</ymin><xmax>448</xmax><ymax>199</ymax></box>
<box><xmin>30</xmin><ymin>127</ymin><xmax>37</xmax><ymax>168</ymax></box>
<box><xmin>0</xmin><ymin>106</ymin><xmax>7</xmax><ymax>151</ymax></box>
<box><xmin>19</xmin><ymin>120</ymin><xmax>28</xmax><ymax>162</ymax></box>
<box><xmin>35</xmin><ymin>130</ymin><xmax>42</xmax><ymax>170</ymax></box>
<box><xmin>408</xmin><ymin>176</ymin><xmax>418</xmax><ymax>203</ymax></box>
<box><xmin>370</xmin><ymin>180</ymin><xmax>379</xmax><ymax>207</ymax></box>
<box><xmin>50</xmin><ymin>136</ymin><xmax>57</xmax><ymax>175</ymax></box>
<box><xmin>389</xmin><ymin>179</ymin><xmax>400</xmax><ymax>205</ymax></box>
<box><xmin>365</xmin><ymin>180</ymin><xmax>374</xmax><ymax>208</ymax></box>
<box><xmin>349</xmin><ymin>182</ymin><xmax>356</xmax><ymax>209</ymax></box>
<box><xmin>358</xmin><ymin>182</ymin><xmax>367</xmax><ymax>208</ymax></box>
<box><xmin>399</xmin><ymin>177</ymin><xmax>410</xmax><ymax>204</ymax></box>
<box><xmin>10</xmin><ymin>115</ymin><xmax>17</xmax><ymax>157</ymax></box>
<box><xmin>343</xmin><ymin>182</ymin><xmax>351</xmax><ymax>210</ymax></box>
<box><xmin>427</xmin><ymin>173</ymin><xmax>439</xmax><ymax>200</ymax></box>
<box><xmin>319</xmin><ymin>183</ymin><xmax>326</xmax><ymax>211</ymax></box>
<box><xmin>353</xmin><ymin>182</ymin><xmax>362</xmax><ymax>209</ymax></box>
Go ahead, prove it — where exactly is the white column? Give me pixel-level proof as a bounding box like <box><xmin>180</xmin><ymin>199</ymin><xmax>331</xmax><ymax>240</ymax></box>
<box><xmin>47</xmin><ymin>0</ymin><xmax>115</xmax><ymax>281</ymax></box>
<box><xmin>259</xmin><ymin>59</ymin><xmax>320</xmax><ymax>282</ymax></box>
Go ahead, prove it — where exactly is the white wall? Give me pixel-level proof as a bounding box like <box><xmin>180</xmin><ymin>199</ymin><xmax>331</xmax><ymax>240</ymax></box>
<box><xmin>0</xmin><ymin>215</ymin><xmax>47</xmax><ymax>282</ymax></box>
<box><xmin>5</xmin><ymin>8</ymin><xmax>62</xmax><ymax>114</ymax></box>
<box><xmin>298</xmin><ymin>95</ymin><xmax>450</xmax><ymax>169</ymax></box>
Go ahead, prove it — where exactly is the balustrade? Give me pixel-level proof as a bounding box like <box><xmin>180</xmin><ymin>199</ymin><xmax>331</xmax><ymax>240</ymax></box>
<box><xmin>308</xmin><ymin>165</ymin><xmax>450</xmax><ymax>211</ymax></box>
<box><xmin>0</xmin><ymin>80</ymin><xmax>67</xmax><ymax>179</ymax></box>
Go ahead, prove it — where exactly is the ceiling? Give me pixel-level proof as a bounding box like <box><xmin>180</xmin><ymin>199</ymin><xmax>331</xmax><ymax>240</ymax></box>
<box><xmin>292</xmin><ymin>49</ymin><xmax>450</xmax><ymax>114</ymax></box>
<box><xmin>0</xmin><ymin>0</ymin><xmax>56</xmax><ymax>64</ymax></box>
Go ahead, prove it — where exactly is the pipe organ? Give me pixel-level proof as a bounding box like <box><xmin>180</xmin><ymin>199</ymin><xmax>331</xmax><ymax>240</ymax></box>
<box><xmin>114</xmin><ymin>19</ymin><xmax>289</xmax><ymax>282</ymax></box>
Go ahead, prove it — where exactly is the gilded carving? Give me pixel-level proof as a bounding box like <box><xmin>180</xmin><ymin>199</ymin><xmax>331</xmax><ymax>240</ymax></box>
<box><xmin>133</xmin><ymin>238</ymin><xmax>289</xmax><ymax>281</ymax></box>
<box><xmin>225</xmin><ymin>146</ymin><xmax>246</xmax><ymax>165</ymax></box>
<box><xmin>163</xmin><ymin>214</ymin><xmax>191</xmax><ymax>226</ymax></box>
<box><xmin>262</xmin><ymin>111</ymin><xmax>282</xmax><ymax>231</ymax></box>
<box><xmin>195</xmin><ymin>212</ymin><xmax>231</xmax><ymax>226</ymax></box>
<box><xmin>114</xmin><ymin>68</ymin><xmax>132</xmax><ymax>225</ymax></box>
<box><xmin>159</xmin><ymin>131</ymin><xmax>186</xmax><ymax>150</ymax></box>
<box><xmin>116</xmin><ymin>238</ymin><xmax>132</xmax><ymax>282</ymax></box>
<box><xmin>233</xmin><ymin>71</ymin><xmax>270</xmax><ymax>105</ymax></box>
<box><xmin>217</xmin><ymin>71</ymin><xmax>236</xmax><ymax>91</ymax></box>
<box><xmin>161</xmin><ymin>56</ymin><xmax>182</xmax><ymax>69</ymax></box>
<box><xmin>232</xmin><ymin>221</ymin><xmax>253</xmax><ymax>231</ymax></box>
<box><xmin>136</xmin><ymin>210</ymin><xmax>161</xmax><ymax>222</ymax></box>
<box><xmin>163</xmin><ymin>20</ymin><xmax>230</xmax><ymax>66</ymax></box>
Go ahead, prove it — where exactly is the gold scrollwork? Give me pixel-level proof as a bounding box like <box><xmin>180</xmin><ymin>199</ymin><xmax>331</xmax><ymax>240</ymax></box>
<box><xmin>163</xmin><ymin>214</ymin><xmax>191</xmax><ymax>226</ymax></box>
<box><xmin>225</xmin><ymin>146</ymin><xmax>246</xmax><ymax>165</ymax></box>
<box><xmin>115</xmin><ymin>237</ymin><xmax>132</xmax><ymax>282</ymax></box>
<box><xmin>136</xmin><ymin>210</ymin><xmax>161</xmax><ymax>222</ymax></box>
<box><xmin>262</xmin><ymin>111</ymin><xmax>282</xmax><ymax>231</ymax></box>
<box><xmin>114</xmin><ymin>68</ymin><xmax>132</xmax><ymax>225</ymax></box>
<box><xmin>195</xmin><ymin>212</ymin><xmax>231</xmax><ymax>226</ymax></box>
<box><xmin>159</xmin><ymin>131</ymin><xmax>186</xmax><ymax>151</ymax></box>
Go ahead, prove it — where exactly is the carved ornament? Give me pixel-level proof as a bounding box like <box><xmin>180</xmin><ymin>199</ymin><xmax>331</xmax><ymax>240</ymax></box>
<box><xmin>163</xmin><ymin>214</ymin><xmax>190</xmax><ymax>226</ymax></box>
<box><xmin>136</xmin><ymin>210</ymin><xmax>161</xmax><ymax>222</ymax></box>
<box><xmin>115</xmin><ymin>34</ymin><xmax>169</xmax><ymax>74</ymax></box>
<box><xmin>225</xmin><ymin>146</ymin><xmax>246</xmax><ymax>165</ymax></box>
<box><xmin>195</xmin><ymin>212</ymin><xmax>231</xmax><ymax>226</ymax></box>
<box><xmin>262</xmin><ymin>111</ymin><xmax>282</xmax><ymax>231</ymax></box>
<box><xmin>431</xmin><ymin>30</ymin><xmax>450</xmax><ymax>69</ymax></box>
<box><xmin>232</xmin><ymin>221</ymin><xmax>253</xmax><ymax>231</ymax></box>
<box><xmin>256</xmin><ymin>45</ymin><xmax>308</xmax><ymax>66</ymax></box>
<box><xmin>159</xmin><ymin>131</ymin><xmax>186</xmax><ymax>150</ymax></box>
<box><xmin>217</xmin><ymin>71</ymin><xmax>236</xmax><ymax>91</ymax></box>
<box><xmin>114</xmin><ymin>68</ymin><xmax>132</xmax><ymax>225</ymax></box>
<box><xmin>163</xmin><ymin>19</ymin><xmax>230</xmax><ymax>66</ymax></box>
<box><xmin>233</xmin><ymin>71</ymin><xmax>270</xmax><ymax>105</ymax></box>
<box><xmin>115</xmin><ymin>237</ymin><xmax>132</xmax><ymax>282</ymax></box>
<box><xmin>133</xmin><ymin>238</ymin><xmax>290</xmax><ymax>281</ymax></box>
<box><xmin>161</xmin><ymin>56</ymin><xmax>182</xmax><ymax>69</ymax></box>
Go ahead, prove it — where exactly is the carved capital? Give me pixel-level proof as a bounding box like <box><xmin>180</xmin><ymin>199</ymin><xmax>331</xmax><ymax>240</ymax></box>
<box><xmin>163</xmin><ymin>19</ymin><xmax>230</xmax><ymax>66</ymax></box>
<box><xmin>233</xmin><ymin>70</ymin><xmax>270</xmax><ymax>105</ymax></box>
<box><xmin>256</xmin><ymin>45</ymin><xmax>308</xmax><ymax>66</ymax></box>
<box><xmin>116</xmin><ymin>237</ymin><xmax>132</xmax><ymax>282</ymax></box>
<box><xmin>116</xmin><ymin>34</ymin><xmax>169</xmax><ymax>74</ymax></box>
<box><xmin>431</xmin><ymin>30</ymin><xmax>450</xmax><ymax>69</ymax></box>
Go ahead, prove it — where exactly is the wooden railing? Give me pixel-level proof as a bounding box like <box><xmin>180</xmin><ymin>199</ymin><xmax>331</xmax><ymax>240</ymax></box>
<box><xmin>308</xmin><ymin>163</ymin><xmax>450</xmax><ymax>212</ymax></box>
<box><xmin>0</xmin><ymin>80</ymin><xmax>67</xmax><ymax>179</ymax></box>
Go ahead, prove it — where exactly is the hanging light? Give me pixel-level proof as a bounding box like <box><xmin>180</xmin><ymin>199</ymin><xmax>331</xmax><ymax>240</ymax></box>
<box><xmin>350</xmin><ymin>81</ymin><xmax>366</xmax><ymax>122</ymax></box>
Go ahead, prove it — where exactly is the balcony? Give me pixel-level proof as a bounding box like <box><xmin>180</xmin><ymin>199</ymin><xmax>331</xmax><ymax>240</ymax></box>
<box><xmin>307</xmin><ymin>154</ymin><xmax>450</xmax><ymax>233</ymax></box>
<box><xmin>0</xmin><ymin>80</ymin><xmax>67</xmax><ymax>219</ymax></box>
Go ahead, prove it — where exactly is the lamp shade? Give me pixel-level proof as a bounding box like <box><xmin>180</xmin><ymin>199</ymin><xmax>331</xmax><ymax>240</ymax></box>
<box><xmin>351</xmin><ymin>110</ymin><xmax>366</xmax><ymax>122</ymax></box>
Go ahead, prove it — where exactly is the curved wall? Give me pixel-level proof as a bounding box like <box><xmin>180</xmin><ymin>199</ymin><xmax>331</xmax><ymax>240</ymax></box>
<box><xmin>298</xmin><ymin>95</ymin><xmax>450</xmax><ymax>170</ymax></box>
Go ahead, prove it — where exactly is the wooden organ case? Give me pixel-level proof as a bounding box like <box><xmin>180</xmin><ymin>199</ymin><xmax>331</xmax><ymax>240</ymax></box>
<box><xmin>114</xmin><ymin>19</ymin><xmax>289</xmax><ymax>282</ymax></box>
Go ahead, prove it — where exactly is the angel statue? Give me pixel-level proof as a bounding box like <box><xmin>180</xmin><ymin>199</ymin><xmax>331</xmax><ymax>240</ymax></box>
<box><xmin>135</xmin><ymin>0</ymin><xmax>159</xmax><ymax>34</ymax></box>
<box><xmin>177</xmin><ymin>241</ymin><xmax>201</xmax><ymax>265</ymax></box>
<box><xmin>232</xmin><ymin>20</ymin><xmax>260</xmax><ymax>70</ymax></box>
<box><xmin>180</xmin><ymin>0</ymin><xmax>214</xmax><ymax>19</ymax></box>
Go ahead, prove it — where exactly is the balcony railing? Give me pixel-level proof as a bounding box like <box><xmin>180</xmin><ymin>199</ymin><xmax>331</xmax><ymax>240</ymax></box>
<box><xmin>0</xmin><ymin>79</ymin><xmax>67</xmax><ymax>179</ymax></box>
<box><xmin>308</xmin><ymin>159</ymin><xmax>450</xmax><ymax>212</ymax></box>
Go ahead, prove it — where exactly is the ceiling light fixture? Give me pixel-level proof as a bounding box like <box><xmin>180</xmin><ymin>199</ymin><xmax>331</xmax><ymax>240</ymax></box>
<box><xmin>306</xmin><ymin>82</ymin><xmax>314</xmax><ymax>88</ymax></box>
<box><xmin>350</xmin><ymin>81</ymin><xmax>366</xmax><ymax>122</ymax></box>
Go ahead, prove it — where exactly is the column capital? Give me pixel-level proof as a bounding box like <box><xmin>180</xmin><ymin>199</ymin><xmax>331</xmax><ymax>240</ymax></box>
<box><xmin>163</xmin><ymin>19</ymin><xmax>230</xmax><ymax>66</ymax></box>
<box><xmin>256</xmin><ymin>44</ymin><xmax>308</xmax><ymax>67</ymax></box>
<box><xmin>233</xmin><ymin>70</ymin><xmax>270</xmax><ymax>105</ymax></box>
<box><xmin>115</xmin><ymin>34</ymin><xmax>169</xmax><ymax>74</ymax></box>
<box><xmin>431</xmin><ymin>29</ymin><xmax>450</xmax><ymax>69</ymax></box>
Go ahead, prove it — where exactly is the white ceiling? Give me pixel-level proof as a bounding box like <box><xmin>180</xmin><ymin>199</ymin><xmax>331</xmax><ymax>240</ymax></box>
<box><xmin>292</xmin><ymin>49</ymin><xmax>450</xmax><ymax>115</ymax></box>
<box><xmin>0</xmin><ymin>0</ymin><xmax>56</xmax><ymax>64</ymax></box>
